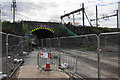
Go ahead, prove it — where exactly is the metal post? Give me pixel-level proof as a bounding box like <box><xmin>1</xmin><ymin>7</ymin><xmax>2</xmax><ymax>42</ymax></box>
<box><xmin>21</xmin><ymin>37</ymin><xmax>23</xmax><ymax>56</ymax></box>
<box><xmin>41</xmin><ymin>39</ymin><xmax>44</xmax><ymax>48</ymax></box>
<box><xmin>96</xmin><ymin>6</ymin><xmax>100</xmax><ymax>79</ymax></box>
<box><xmin>46</xmin><ymin>39</ymin><xmax>47</xmax><ymax>48</ymax></box>
<box><xmin>73</xmin><ymin>14</ymin><xmax>75</xmax><ymax>25</ymax></box>
<box><xmin>61</xmin><ymin>19</ymin><xmax>62</xmax><ymax>24</ymax></box>
<box><xmin>97</xmin><ymin>35</ymin><xmax>101</xmax><ymax>80</ymax></box>
<box><xmin>58</xmin><ymin>37</ymin><xmax>61</xmax><ymax>66</ymax></box>
<box><xmin>49</xmin><ymin>38</ymin><xmax>51</xmax><ymax>49</ymax></box>
<box><xmin>96</xmin><ymin>5</ymin><xmax>98</xmax><ymax>27</ymax></box>
<box><xmin>82</xmin><ymin>3</ymin><xmax>85</xmax><ymax>26</ymax></box>
<box><xmin>11</xmin><ymin>0</ymin><xmax>17</xmax><ymax>22</ymax></box>
<box><xmin>27</xmin><ymin>37</ymin><xmax>29</xmax><ymax>54</ymax></box>
<box><xmin>6</xmin><ymin>34</ymin><xmax>9</xmax><ymax>79</ymax></box>
<box><xmin>13</xmin><ymin>5</ymin><xmax>15</xmax><ymax>22</ymax></box>
<box><xmin>75</xmin><ymin>58</ymin><xmax>77</xmax><ymax>73</ymax></box>
<box><xmin>117</xmin><ymin>10</ymin><xmax>119</xmax><ymax>29</ymax></box>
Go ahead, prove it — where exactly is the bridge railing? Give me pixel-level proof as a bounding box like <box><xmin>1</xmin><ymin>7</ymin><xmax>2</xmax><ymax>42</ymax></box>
<box><xmin>1</xmin><ymin>32</ymin><xmax>29</xmax><ymax>78</ymax></box>
<box><xmin>40</xmin><ymin>32</ymin><xmax>120</xmax><ymax>79</ymax></box>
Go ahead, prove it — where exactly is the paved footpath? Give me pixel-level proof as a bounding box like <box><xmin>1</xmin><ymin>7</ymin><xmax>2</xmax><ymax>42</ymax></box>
<box><xmin>23</xmin><ymin>49</ymin><xmax>39</xmax><ymax>66</ymax></box>
<box><xmin>16</xmin><ymin>49</ymin><xmax>69</xmax><ymax>78</ymax></box>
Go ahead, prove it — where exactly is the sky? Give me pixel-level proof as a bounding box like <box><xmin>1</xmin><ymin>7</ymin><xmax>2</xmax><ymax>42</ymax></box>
<box><xmin>0</xmin><ymin>0</ymin><xmax>120</xmax><ymax>28</ymax></box>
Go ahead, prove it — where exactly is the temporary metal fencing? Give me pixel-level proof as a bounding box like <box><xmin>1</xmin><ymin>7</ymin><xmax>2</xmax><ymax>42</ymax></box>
<box><xmin>37</xmin><ymin>50</ymin><xmax>59</xmax><ymax>71</ymax></box>
<box><xmin>1</xmin><ymin>32</ymin><xmax>7</xmax><ymax>74</ymax></box>
<box><xmin>40</xmin><ymin>32</ymin><xmax>120</xmax><ymax>79</ymax></box>
<box><xmin>99</xmin><ymin>32</ymin><xmax>120</xmax><ymax>79</ymax></box>
<box><xmin>1</xmin><ymin>32</ymin><xmax>29</xmax><ymax>78</ymax></box>
<box><xmin>59</xmin><ymin>34</ymin><xmax>98</xmax><ymax>78</ymax></box>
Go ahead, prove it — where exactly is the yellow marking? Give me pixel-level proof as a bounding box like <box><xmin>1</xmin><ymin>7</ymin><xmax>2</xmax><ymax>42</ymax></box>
<box><xmin>30</xmin><ymin>27</ymin><xmax>54</xmax><ymax>34</ymax></box>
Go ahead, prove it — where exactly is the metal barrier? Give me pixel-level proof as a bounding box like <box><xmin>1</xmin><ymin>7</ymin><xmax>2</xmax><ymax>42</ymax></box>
<box><xmin>59</xmin><ymin>34</ymin><xmax>98</xmax><ymax>78</ymax></box>
<box><xmin>40</xmin><ymin>32</ymin><xmax>120</xmax><ymax>79</ymax></box>
<box><xmin>1</xmin><ymin>32</ymin><xmax>7</xmax><ymax>74</ymax></box>
<box><xmin>99</xmin><ymin>32</ymin><xmax>120</xmax><ymax>79</ymax></box>
<box><xmin>0</xmin><ymin>32</ymin><xmax>2</xmax><ymax>72</ymax></box>
<box><xmin>1</xmin><ymin>32</ymin><xmax>29</xmax><ymax>78</ymax></box>
<box><xmin>37</xmin><ymin>50</ymin><xmax>59</xmax><ymax>71</ymax></box>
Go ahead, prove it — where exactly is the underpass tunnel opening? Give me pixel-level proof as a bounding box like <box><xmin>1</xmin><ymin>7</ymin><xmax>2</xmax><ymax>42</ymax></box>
<box><xmin>31</xmin><ymin>29</ymin><xmax>54</xmax><ymax>39</ymax></box>
<box><xmin>30</xmin><ymin>29</ymin><xmax>54</xmax><ymax>47</ymax></box>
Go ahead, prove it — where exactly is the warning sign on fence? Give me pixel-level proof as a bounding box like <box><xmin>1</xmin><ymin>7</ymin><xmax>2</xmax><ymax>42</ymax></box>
<box><xmin>40</xmin><ymin>52</ymin><xmax>49</xmax><ymax>58</ymax></box>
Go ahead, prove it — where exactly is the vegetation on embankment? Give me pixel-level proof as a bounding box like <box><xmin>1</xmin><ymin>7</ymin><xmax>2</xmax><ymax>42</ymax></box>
<box><xmin>54</xmin><ymin>23</ymin><xmax>78</xmax><ymax>37</ymax></box>
<box><xmin>2</xmin><ymin>21</ymin><xmax>25</xmax><ymax>36</ymax></box>
<box><xmin>2</xmin><ymin>21</ymin><xmax>33</xmax><ymax>52</ymax></box>
<box><xmin>65</xmin><ymin>23</ymin><xmax>113</xmax><ymax>35</ymax></box>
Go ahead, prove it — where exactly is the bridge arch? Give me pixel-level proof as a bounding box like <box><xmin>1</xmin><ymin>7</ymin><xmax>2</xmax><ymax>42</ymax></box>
<box><xmin>30</xmin><ymin>27</ymin><xmax>54</xmax><ymax>34</ymax></box>
<box><xmin>29</xmin><ymin>24</ymin><xmax>55</xmax><ymax>39</ymax></box>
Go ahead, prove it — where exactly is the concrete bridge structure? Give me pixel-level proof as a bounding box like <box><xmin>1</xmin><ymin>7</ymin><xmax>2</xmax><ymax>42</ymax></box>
<box><xmin>22</xmin><ymin>21</ymin><xmax>59</xmax><ymax>38</ymax></box>
<box><xmin>22</xmin><ymin>21</ymin><xmax>120</xmax><ymax>39</ymax></box>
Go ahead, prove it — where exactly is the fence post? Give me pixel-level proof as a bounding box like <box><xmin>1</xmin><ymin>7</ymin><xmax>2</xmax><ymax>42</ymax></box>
<box><xmin>41</xmin><ymin>39</ymin><xmax>44</xmax><ymax>48</ymax></box>
<box><xmin>27</xmin><ymin>37</ymin><xmax>29</xmax><ymax>54</ymax></box>
<box><xmin>97</xmin><ymin>35</ymin><xmax>101</xmax><ymax>80</ymax></box>
<box><xmin>6</xmin><ymin>34</ymin><xmax>9</xmax><ymax>79</ymax></box>
<box><xmin>58</xmin><ymin>37</ymin><xmax>61</xmax><ymax>66</ymax></box>
<box><xmin>45</xmin><ymin>39</ymin><xmax>47</xmax><ymax>48</ymax></box>
<box><xmin>21</xmin><ymin>37</ymin><xmax>23</xmax><ymax>56</ymax></box>
<box><xmin>49</xmin><ymin>38</ymin><xmax>51</xmax><ymax>49</ymax></box>
<box><xmin>75</xmin><ymin>58</ymin><xmax>77</xmax><ymax>73</ymax></box>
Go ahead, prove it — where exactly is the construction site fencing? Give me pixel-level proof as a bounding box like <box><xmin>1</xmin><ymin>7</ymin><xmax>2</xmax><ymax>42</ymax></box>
<box><xmin>40</xmin><ymin>32</ymin><xmax>120</xmax><ymax>79</ymax></box>
<box><xmin>59</xmin><ymin>34</ymin><xmax>98</xmax><ymax>78</ymax></box>
<box><xmin>1</xmin><ymin>32</ymin><xmax>29</xmax><ymax>78</ymax></box>
<box><xmin>37</xmin><ymin>50</ymin><xmax>59</xmax><ymax>71</ymax></box>
<box><xmin>99</xmin><ymin>32</ymin><xmax>120</xmax><ymax>79</ymax></box>
<box><xmin>1</xmin><ymin>32</ymin><xmax>7</xmax><ymax>74</ymax></box>
<box><xmin>41</xmin><ymin>34</ymin><xmax>98</xmax><ymax>78</ymax></box>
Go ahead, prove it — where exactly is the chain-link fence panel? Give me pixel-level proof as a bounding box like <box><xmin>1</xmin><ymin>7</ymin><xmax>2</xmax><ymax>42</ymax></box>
<box><xmin>23</xmin><ymin>37</ymin><xmax>28</xmax><ymax>52</ymax></box>
<box><xmin>99</xmin><ymin>32</ymin><xmax>120</xmax><ymax>79</ymax></box>
<box><xmin>60</xmin><ymin>34</ymin><xmax>98</xmax><ymax>78</ymax></box>
<box><xmin>41</xmin><ymin>39</ymin><xmax>46</xmax><ymax>48</ymax></box>
<box><xmin>50</xmin><ymin>38</ymin><xmax>59</xmax><ymax>49</ymax></box>
<box><xmin>1</xmin><ymin>32</ymin><xmax>7</xmax><ymax>74</ymax></box>
<box><xmin>38</xmin><ymin>39</ymin><xmax>42</xmax><ymax>47</ymax></box>
<box><xmin>59</xmin><ymin>52</ymin><xmax>77</xmax><ymax>75</ymax></box>
<box><xmin>37</xmin><ymin>50</ymin><xmax>59</xmax><ymax>71</ymax></box>
<box><xmin>60</xmin><ymin>35</ymin><xmax>97</xmax><ymax>51</ymax></box>
<box><xmin>41</xmin><ymin>32</ymin><xmax>120</xmax><ymax>79</ymax></box>
<box><xmin>6</xmin><ymin>34</ymin><xmax>28</xmax><ymax>77</ymax></box>
<box><xmin>46</xmin><ymin>38</ymin><xmax>50</xmax><ymax>48</ymax></box>
<box><xmin>0</xmin><ymin>32</ymin><xmax>2</xmax><ymax>72</ymax></box>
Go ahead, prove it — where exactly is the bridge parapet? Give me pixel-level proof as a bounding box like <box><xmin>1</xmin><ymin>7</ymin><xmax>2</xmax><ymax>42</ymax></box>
<box><xmin>22</xmin><ymin>21</ymin><xmax>59</xmax><ymax>34</ymax></box>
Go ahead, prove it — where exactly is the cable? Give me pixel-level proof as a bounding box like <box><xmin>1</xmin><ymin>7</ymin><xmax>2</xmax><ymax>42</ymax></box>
<box><xmin>91</xmin><ymin>13</ymin><xmax>117</xmax><ymax>22</ymax></box>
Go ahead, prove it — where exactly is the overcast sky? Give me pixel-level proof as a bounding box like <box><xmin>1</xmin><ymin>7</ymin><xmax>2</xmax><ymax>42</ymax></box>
<box><xmin>1</xmin><ymin>0</ymin><xmax>120</xmax><ymax>28</ymax></box>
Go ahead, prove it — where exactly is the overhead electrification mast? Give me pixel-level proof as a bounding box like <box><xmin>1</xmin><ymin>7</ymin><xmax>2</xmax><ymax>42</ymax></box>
<box><xmin>11</xmin><ymin>0</ymin><xmax>17</xmax><ymax>22</ymax></box>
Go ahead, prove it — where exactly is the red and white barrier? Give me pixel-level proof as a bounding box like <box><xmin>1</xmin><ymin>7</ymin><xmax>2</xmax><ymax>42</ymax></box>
<box><xmin>37</xmin><ymin>52</ymin><xmax>51</xmax><ymax>70</ymax></box>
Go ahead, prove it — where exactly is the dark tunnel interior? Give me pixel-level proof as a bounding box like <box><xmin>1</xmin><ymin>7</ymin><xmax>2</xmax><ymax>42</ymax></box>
<box><xmin>31</xmin><ymin>29</ymin><xmax>54</xmax><ymax>39</ymax></box>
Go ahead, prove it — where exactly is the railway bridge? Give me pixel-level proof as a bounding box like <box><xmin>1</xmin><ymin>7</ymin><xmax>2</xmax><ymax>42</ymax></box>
<box><xmin>22</xmin><ymin>21</ymin><xmax>59</xmax><ymax>38</ymax></box>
